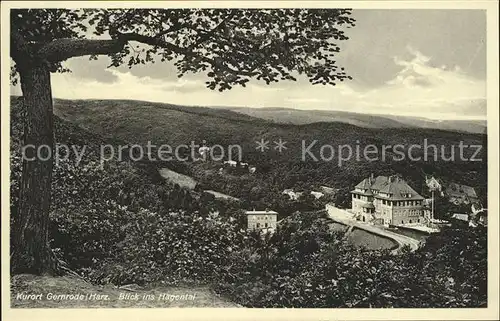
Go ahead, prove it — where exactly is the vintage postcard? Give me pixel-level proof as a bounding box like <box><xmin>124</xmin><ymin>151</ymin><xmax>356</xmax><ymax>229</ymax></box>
<box><xmin>1</xmin><ymin>1</ymin><xmax>499</xmax><ymax>320</ymax></box>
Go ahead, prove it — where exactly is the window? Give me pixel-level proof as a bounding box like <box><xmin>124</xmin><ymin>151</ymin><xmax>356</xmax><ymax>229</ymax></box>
<box><xmin>265</xmin><ymin>223</ymin><xmax>268</xmax><ymax>228</ymax></box>
<box><xmin>256</xmin><ymin>223</ymin><xmax>260</xmax><ymax>228</ymax></box>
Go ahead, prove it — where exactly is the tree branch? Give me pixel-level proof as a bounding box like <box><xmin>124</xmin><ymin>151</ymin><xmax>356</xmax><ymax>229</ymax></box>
<box><xmin>35</xmin><ymin>30</ymin><xmax>259</xmax><ymax>77</ymax></box>
<box><xmin>117</xmin><ymin>31</ymin><xmax>259</xmax><ymax>77</ymax></box>
<box><xmin>38</xmin><ymin>38</ymin><xmax>127</xmax><ymax>62</ymax></box>
<box><xmin>188</xmin><ymin>13</ymin><xmax>234</xmax><ymax>50</ymax></box>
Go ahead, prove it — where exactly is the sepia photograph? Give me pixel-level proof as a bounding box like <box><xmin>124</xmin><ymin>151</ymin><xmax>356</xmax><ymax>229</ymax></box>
<box><xmin>1</xmin><ymin>1</ymin><xmax>499</xmax><ymax>320</ymax></box>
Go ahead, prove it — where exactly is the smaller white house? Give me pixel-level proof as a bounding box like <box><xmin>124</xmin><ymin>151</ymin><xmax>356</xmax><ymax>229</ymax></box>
<box><xmin>282</xmin><ymin>189</ymin><xmax>302</xmax><ymax>200</ymax></box>
<box><xmin>224</xmin><ymin>160</ymin><xmax>238</xmax><ymax>167</ymax></box>
<box><xmin>451</xmin><ymin>213</ymin><xmax>469</xmax><ymax>222</ymax></box>
<box><xmin>283</xmin><ymin>189</ymin><xmax>324</xmax><ymax>200</ymax></box>
<box><xmin>471</xmin><ymin>202</ymin><xmax>485</xmax><ymax>215</ymax></box>
<box><xmin>246</xmin><ymin>210</ymin><xmax>278</xmax><ymax>232</ymax></box>
<box><xmin>198</xmin><ymin>146</ymin><xmax>210</xmax><ymax>156</ymax></box>
<box><xmin>311</xmin><ymin>191</ymin><xmax>324</xmax><ymax>199</ymax></box>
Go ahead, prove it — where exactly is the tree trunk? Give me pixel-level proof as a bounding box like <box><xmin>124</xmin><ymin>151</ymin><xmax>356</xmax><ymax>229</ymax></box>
<box><xmin>11</xmin><ymin>63</ymin><xmax>59</xmax><ymax>275</ymax></box>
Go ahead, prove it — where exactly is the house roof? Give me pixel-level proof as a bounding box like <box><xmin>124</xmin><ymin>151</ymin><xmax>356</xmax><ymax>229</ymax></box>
<box><xmin>355</xmin><ymin>178</ymin><xmax>372</xmax><ymax>190</ymax></box>
<box><xmin>320</xmin><ymin>186</ymin><xmax>337</xmax><ymax>194</ymax></box>
<box><xmin>352</xmin><ymin>175</ymin><xmax>423</xmax><ymax>201</ymax></box>
<box><xmin>476</xmin><ymin>209</ymin><xmax>487</xmax><ymax>217</ymax></box>
<box><xmin>445</xmin><ymin>183</ymin><xmax>478</xmax><ymax>199</ymax></box>
<box><xmin>246</xmin><ymin>210</ymin><xmax>278</xmax><ymax>215</ymax></box>
<box><xmin>425</xmin><ymin>176</ymin><xmax>444</xmax><ymax>190</ymax></box>
<box><xmin>371</xmin><ymin>175</ymin><xmax>390</xmax><ymax>191</ymax></box>
<box><xmin>351</xmin><ymin>189</ymin><xmax>374</xmax><ymax>196</ymax></box>
<box><xmin>378</xmin><ymin>178</ymin><xmax>424</xmax><ymax>201</ymax></box>
<box><xmin>452</xmin><ymin>213</ymin><xmax>469</xmax><ymax>221</ymax></box>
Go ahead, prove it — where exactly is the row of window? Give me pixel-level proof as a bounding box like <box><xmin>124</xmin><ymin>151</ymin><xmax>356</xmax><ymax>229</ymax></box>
<box><xmin>381</xmin><ymin>199</ymin><xmax>422</xmax><ymax>207</ymax></box>
<box><xmin>396</xmin><ymin>219</ymin><xmax>420</xmax><ymax>224</ymax></box>
<box><xmin>250</xmin><ymin>223</ymin><xmax>274</xmax><ymax>228</ymax></box>
<box><xmin>395</xmin><ymin>209</ymin><xmax>422</xmax><ymax>216</ymax></box>
<box><xmin>352</xmin><ymin>194</ymin><xmax>372</xmax><ymax>201</ymax></box>
<box><xmin>353</xmin><ymin>195</ymin><xmax>423</xmax><ymax>207</ymax></box>
<box><xmin>250</xmin><ymin>216</ymin><xmax>275</xmax><ymax>220</ymax></box>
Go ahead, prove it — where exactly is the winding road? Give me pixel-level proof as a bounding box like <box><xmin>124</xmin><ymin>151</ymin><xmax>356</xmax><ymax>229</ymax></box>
<box><xmin>325</xmin><ymin>204</ymin><xmax>421</xmax><ymax>254</ymax></box>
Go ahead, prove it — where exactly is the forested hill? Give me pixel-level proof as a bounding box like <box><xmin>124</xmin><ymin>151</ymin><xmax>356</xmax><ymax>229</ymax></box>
<box><xmin>40</xmin><ymin>96</ymin><xmax>487</xmax><ymax>200</ymax></box>
<box><xmin>217</xmin><ymin>106</ymin><xmax>487</xmax><ymax>134</ymax></box>
<box><xmin>46</xmin><ymin>96</ymin><xmax>486</xmax><ymax>151</ymax></box>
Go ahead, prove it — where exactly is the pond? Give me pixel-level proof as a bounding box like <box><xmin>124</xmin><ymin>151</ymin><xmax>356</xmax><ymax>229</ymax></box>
<box><xmin>330</xmin><ymin>222</ymin><xmax>398</xmax><ymax>251</ymax></box>
<box><xmin>385</xmin><ymin>226</ymin><xmax>430</xmax><ymax>242</ymax></box>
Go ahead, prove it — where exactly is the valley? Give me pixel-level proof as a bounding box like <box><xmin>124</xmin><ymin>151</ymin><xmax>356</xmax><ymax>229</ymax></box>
<box><xmin>9</xmin><ymin>96</ymin><xmax>489</xmax><ymax>308</ymax></box>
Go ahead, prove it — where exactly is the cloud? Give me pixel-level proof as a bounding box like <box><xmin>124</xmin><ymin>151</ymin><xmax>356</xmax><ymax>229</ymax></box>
<box><xmin>357</xmin><ymin>46</ymin><xmax>486</xmax><ymax>117</ymax></box>
<box><xmin>386</xmin><ymin>46</ymin><xmax>480</xmax><ymax>90</ymax></box>
<box><xmin>10</xmin><ymin>46</ymin><xmax>486</xmax><ymax>121</ymax></box>
<box><xmin>64</xmin><ymin>57</ymin><xmax>119</xmax><ymax>84</ymax></box>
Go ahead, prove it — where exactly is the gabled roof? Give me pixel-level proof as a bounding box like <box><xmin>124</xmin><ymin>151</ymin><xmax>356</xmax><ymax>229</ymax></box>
<box><xmin>445</xmin><ymin>183</ymin><xmax>478</xmax><ymax>199</ymax></box>
<box><xmin>377</xmin><ymin>178</ymin><xmax>424</xmax><ymax>200</ymax></box>
<box><xmin>477</xmin><ymin>210</ymin><xmax>487</xmax><ymax>217</ymax></box>
<box><xmin>355</xmin><ymin>178</ymin><xmax>372</xmax><ymax>189</ymax></box>
<box><xmin>452</xmin><ymin>213</ymin><xmax>469</xmax><ymax>221</ymax></box>
<box><xmin>371</xmin><ymin>175</ymin><xmax>390</xmax><ymax>191</ymax></box>
<box><xmin>425</xmin><ymin>176</ymin><xmax>444</xmax><ymax>189</ymax></box>
<box><xmin>320</xmin><ymin>186</ymin><xmax>338</xmax><ymax>194</ymax></box>
<box><xmin>353</xmin><ymin>175</ymin><xmax>423</xmax><ymax>201</ymax></box>
<box><xmin>246</xmin><ymin>210</ymin><xmax>278</xmax><ymax>215</ymax></box>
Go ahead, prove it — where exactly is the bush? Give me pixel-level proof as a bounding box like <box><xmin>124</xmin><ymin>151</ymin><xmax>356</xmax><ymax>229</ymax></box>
<box><xmin>214</xmin><ymin>212</ymin><xmax>487</xmax><ymax>308</ymax></box>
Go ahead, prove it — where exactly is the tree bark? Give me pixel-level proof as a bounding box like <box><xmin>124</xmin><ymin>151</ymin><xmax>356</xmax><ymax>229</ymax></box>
<box><xmin>11</xmin><ymin>62</ymin><xmax>59</xmax><ymax>275</ymax></box>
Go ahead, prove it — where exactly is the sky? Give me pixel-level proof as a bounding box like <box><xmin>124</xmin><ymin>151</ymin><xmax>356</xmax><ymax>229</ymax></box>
<box><xmin>11</xmin><ymin>9</ymin><xmax>487</xmax><ymax>120</ymax></box>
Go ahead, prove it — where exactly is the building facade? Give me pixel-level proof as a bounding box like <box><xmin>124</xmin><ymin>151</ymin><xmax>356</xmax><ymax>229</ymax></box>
<box><xmin>246</xmin><ymin>210</ymin><xmax>278</xmax><ymax>232</ymax></box>
<box><xmin>351</xmin><ymin>174</ymin><xmax>425</xmax><ymax>225</ymax></box>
